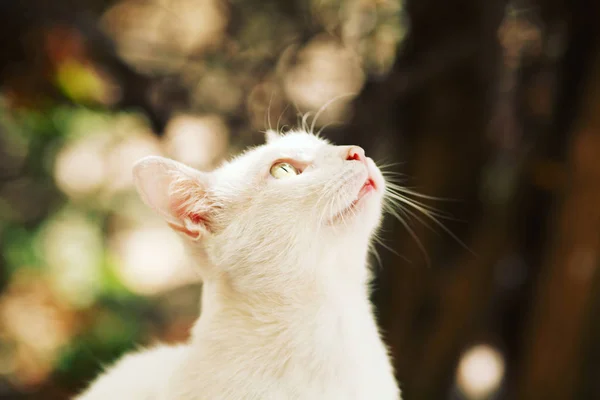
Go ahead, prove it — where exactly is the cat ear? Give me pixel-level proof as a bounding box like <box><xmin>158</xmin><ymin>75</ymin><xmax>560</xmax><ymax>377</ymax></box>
<box><xmin>265</xmin><ymin>129</ymin><xmax>280</xmax><ymax>143</ymax></box>
<box><xmin>133</xmin><ymin>156</ymin><xmax>213</xmax><ymax>240</ymax></box>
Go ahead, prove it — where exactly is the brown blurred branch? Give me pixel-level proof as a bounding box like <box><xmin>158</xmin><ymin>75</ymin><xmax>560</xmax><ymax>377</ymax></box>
<box><xmin>516</xmin><ymin>39</ymin><xmax>600</xmax><ymax>400</ymax></box>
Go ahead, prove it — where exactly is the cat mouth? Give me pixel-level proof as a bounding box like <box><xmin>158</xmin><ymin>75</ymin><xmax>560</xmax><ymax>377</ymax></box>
<box><xmin>329</xmin><ymin>177</ymin><xmax>377</xmax><ymax>224</ymax></box>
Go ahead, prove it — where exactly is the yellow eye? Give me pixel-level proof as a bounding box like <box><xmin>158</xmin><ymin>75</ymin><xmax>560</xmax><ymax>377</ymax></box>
<box><xmin>270</xmin><ymin>162</ymin><xmax>299</xmax><ymax>179</ymax></box>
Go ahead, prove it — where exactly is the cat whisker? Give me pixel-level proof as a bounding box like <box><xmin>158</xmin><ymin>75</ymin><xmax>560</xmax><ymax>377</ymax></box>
<box><xmin>383</xmin><ymin>188</ymin><xmax>473</xmax><ymax>256</ymax></box>
<box><xmin>385</xmin><ymin>200</ymin><xmax>438</xmax><ymax>236</ymax></box>
<box><xmin>383</xmin><ymin>203</ymin><xmax>432</xmax><ymax>268</ymax></box>
<box><xmin>369</xmin><ymin>231</ymin><xmax>416</xmax><ymax>267</ymax></box>
<box><xmin>300</xmin><ymin>111</ymin><xmax>312</xmax><ymax>133</ymax></box>
<box><xmin>384</xmin><ymin>189</ymin><xmax>458</xmax><ymax>221</ymax></box>
<box><xmin>309</xmin><ymin>92</ymin><xmax>356</xmax><ymax>135</ymax></box>
<box><xmin>316</xmin><ymin>189</ymin><xmax>336</xmax><ymax>232</ymax></box>
<box><xmin>316</xmin><ymin>120</ymin><xmax>342</xmax><ymax>138</ymax></box>
<box><xmin>276</xmin><ymin>103</ymin><xmax>291</xmax><ymax>134</ymax></box>
<box><xmin>377</xmin><ymin>162</ymin><xmax>406</xmax><ymax>171</ymax></box>
<box><xmin>368</xmin><ymin>240</ymin><xmax>383</xmax><ymax>269</ymax></box>
<box><xmin>385</xmin><ymin>185</ymin><xmax>454</xmax><ymax>214</ymax></box>
<box><xmin>379</xmin><ymin>171</ymin><xmax>408</xmax><ymax>179</ymax></box>
<box><xmin>266</xmin><ymin>90</ymin><xmax>275</xmax><ymax>133</ymax></box>
<box><xmin>328</xmin><ymin>195</ymin><xmax>338</xmax><ymax>232</ymax></box>
<box><xmin>314</xmin><ymin>178</ymin><xmax>343</xmax><ymax>213</ymax></box>
<box><xmin>385</xmin><ymin>182</ymin><xmax>459</xmax><ymax>203</ymax></box>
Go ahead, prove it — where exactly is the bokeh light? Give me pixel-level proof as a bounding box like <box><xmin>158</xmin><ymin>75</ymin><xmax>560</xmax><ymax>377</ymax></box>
<box><xmin>283</xmin><ymin>35</ymin><xmax>365</xmax><ymax>127</ymax></box>
<box><xmin>110</xmin><ymin>226</ymin><xmax>199</xmax><ymax>295</ymax></box>
<box><xmin>39</xmin><ymin>210</ymin><xmax>104</xmax><ymax>308</ymax></box>
<box><xmin>164</xmin><ymin>114</ymin><xmax>229</xmax><ymax>170</ymax></box>
<box><xmin>102</xmin><ymin>0</ymin><xmax>228</xmax><ymax>74</ymax></box>
<box><xmin>456</xmin><ymin>344</ymin><xmax>505</xmax><ymax>400</ymax></box>
<box><xmin>54</xmin><ymin>133</ymin><xmax>111</xmax><ymax>199</ymax></box>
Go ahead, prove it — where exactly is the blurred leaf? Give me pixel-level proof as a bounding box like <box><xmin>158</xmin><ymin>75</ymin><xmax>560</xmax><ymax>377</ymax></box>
<box><xmin>2</xmin><ymin>225</ymin><xmax>43</xmax><ymax>274</ymax></box>
<box><xmin>53</xmin><ymin>307</ymin><xmax>144</xmax><ymax>387</ymax></box>
<box><xmin>55</xmin><ymin>61</ymin><xmax>108</xmax><ymax>104</ymax></box>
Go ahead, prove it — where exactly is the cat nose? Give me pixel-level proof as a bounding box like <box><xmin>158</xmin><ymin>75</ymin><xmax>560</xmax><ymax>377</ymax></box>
<box><xmin>346</xmin><ymin>146</ymin><xmax>366</xmax><ymax>163</ymax></box>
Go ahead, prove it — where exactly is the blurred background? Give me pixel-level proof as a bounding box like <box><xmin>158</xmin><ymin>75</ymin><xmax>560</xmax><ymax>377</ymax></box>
<box><xmin>0</xmin><ymin>0</ymin><xmax>599</xmax><ymax>399</ymax></box>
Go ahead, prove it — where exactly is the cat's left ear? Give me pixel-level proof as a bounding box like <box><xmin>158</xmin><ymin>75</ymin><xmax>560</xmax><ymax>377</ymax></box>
<box><xmin>132</xmin><ymin>156</ymin><xmax>214</xmax><ymax>240</ymax></box>
<box><xmin>265</xmin><ymin>129</ymin><xmax>280</xmax><ymax>143</ymax></box>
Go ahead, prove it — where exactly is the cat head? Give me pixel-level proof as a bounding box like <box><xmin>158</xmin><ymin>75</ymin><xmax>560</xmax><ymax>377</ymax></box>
<box><xmin>133</xmin><ymin>130</ymin><xmax>386</xmax><ymax>289</ymax></box>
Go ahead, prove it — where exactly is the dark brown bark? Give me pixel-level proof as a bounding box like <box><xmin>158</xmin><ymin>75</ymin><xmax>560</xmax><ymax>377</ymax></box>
<box><xmin>517</xmin><ymin>40</ymin><xmax>600</xmax><ymax>400</ymax></box>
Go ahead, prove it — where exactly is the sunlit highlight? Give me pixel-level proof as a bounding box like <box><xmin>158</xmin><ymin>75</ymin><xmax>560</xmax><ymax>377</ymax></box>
<box><xmin>456</xmin><ymin>344</ymin><xmax>505</xmax><ymax>399</ymax></box>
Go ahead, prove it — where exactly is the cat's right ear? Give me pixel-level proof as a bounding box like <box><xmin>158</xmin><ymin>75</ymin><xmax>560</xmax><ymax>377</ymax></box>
<box><xmin>132</xmin><ymin>156</ymin><xmax>213</xmax><ymax>240</ymax></box>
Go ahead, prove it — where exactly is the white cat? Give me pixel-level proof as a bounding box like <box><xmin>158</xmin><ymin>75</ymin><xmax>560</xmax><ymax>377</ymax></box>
<box><xmin>75</xmin><ymin>129</ymin><xmax>401</xmax><ymax>400</ymax></box>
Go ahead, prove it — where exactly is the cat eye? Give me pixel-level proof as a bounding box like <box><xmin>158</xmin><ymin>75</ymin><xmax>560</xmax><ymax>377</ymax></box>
<box><xmin>270</xmin><ymin>162</ymin><xmax>300</xmax><ymax>179</ymax></box>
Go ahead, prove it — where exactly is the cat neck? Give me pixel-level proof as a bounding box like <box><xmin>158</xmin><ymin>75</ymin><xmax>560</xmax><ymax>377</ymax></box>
<box><xmin>191</xmin><ymin>245</ymin><xmax>376</xmax><ymax>339</ymax></box>
<box><xmin>181</xmin><ymin>242</ymin><xmax>399</xmax><ymax>399</ymax></box>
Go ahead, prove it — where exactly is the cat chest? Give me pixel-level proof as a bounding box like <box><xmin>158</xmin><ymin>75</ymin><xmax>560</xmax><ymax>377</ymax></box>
<box><xmin>260</xmin><ymin>325</ymin><xmax>399</xmax><ymax>398</ymax></box>
<box><xmin>177</xmin><ymin>325</ymin><xmax>399</xmax><ymax>399</ymax></box>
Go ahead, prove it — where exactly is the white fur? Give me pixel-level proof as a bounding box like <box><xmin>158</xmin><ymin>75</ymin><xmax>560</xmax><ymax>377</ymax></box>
<box><xmin>76</xmin><ymin>130</ymin><xmax>401</xmax><ymax>400</ymax></box>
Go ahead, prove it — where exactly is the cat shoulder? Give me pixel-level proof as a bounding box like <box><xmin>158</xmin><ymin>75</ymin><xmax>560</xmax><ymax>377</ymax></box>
<box><xmin>75</xmin><ymin>344</ymin><xmax>188</xmax><ymax>400</ymax></box>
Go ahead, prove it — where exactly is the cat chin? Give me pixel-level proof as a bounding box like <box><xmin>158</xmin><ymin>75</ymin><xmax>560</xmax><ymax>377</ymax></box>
<box><xmin>327</xmin><ymin>186</ymin><xmax>381</xmax><ymax>227</ymax></box>
<box><xmin>327</xmin><ymin>160</ymin><xmax>385</xmax><ymax>227</ymax></box>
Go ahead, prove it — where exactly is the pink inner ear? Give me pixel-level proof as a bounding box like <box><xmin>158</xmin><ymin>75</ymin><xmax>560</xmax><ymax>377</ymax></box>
<box><xmin>168</xmin><ymin>193</ymin><xmax>208</xmax><ymax>239</ymax></box>
<box><xmin>188</xmin><ymin>212</ymin><xmax>206</xmax><ymax>225</ymax></box>
<box><xmin>165</xmin><ymin>174</ymin><xmax>215</xmax><ymax>239</ymax></box>
<box><xmin>169</xmin><ymin>191</ymin><xmax>207</xmax><ymax>227</ymax></box>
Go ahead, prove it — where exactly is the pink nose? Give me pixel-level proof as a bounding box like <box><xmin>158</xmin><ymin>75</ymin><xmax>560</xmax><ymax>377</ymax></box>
<box><xmin>346</xmin><ymin>146</ymin><xmax>366</xmax><ymax>162</ymax></box>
